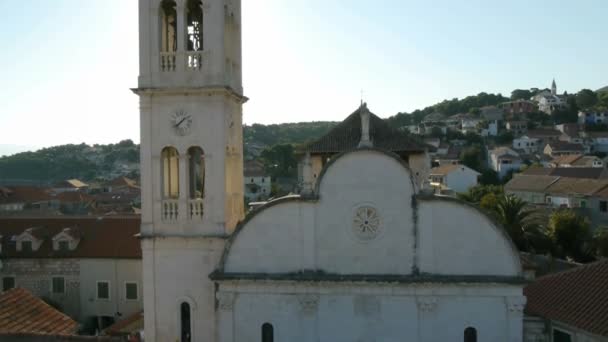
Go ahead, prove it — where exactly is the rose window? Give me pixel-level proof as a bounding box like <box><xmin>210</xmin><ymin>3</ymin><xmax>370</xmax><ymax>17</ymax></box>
<box><xmin>352</xmin><ymin>206</ymin><xmax>381</xmax><ymax>241</ymax></box>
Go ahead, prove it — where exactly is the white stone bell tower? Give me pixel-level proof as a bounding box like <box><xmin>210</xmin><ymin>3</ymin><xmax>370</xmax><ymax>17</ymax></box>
<box><xmin>133</xmin><ymin>0</ymin><xmax>245</xmax><ymax>340</ymax></box>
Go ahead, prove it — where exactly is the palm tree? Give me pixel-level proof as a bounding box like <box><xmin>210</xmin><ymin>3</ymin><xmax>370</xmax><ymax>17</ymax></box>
<box><xmin>493</xmin><ymin>194</ymin><xmax>549</xmax><ymax>252</ymax></box>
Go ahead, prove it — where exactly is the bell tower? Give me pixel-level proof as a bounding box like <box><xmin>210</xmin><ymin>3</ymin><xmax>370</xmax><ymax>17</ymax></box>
<box><xmin>134</xmin><ymin>0</ymin><xmax>245</xmax><ymax>341</ymax></box>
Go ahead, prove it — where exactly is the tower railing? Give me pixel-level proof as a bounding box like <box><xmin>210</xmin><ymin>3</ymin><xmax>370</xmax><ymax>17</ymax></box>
<box><xmin>162</xmin><ymin>199</ymin><xmax>179</xmax><ymax>222</ymax></box>
<box><xmin>188</xmin><ymin>199</ymin><xmax>204</xmax><ymax>220</ymax></box>
<box><xmin>160</xmin><ymin>52</ymin><xmax>177</xmax><ymax>72</ymax></box>
<box><xmin>186</xmin><ymin>52</ymin><xmax>203</xmax><ymax>71</ymax></box>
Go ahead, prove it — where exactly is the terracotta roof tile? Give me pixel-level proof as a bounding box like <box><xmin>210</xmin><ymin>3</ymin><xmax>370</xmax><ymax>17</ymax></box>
<box><xmin>0</xmin><ymin>288</ymin><xmax>79</xmax><ymax>335</ymax></box>
<box><xmin>104</xmin><ymin>311</ymin><xmax>143</xmax><ymax>336</ymax></box>
<box><xmin>302</xmin><ymin>104</ymin><xmax>428</xmax><ymax>154</ymax></box>
<box><xmin>0</xmin><ymin>216</ymin><xmax>141</xmax><ymax>259</ymax></box>
<box><xmin>0</xmin><ymin>186</ymin><xmax>54</xmax><ymax>205</ymax></box>
<box><xmin>525</xmin><ymin>259</ymin><xmax>608</xmax><ymax>337</ymax></box>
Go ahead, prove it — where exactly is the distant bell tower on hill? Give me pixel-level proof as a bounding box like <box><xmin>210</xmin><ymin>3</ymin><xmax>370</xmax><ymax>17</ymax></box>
<box><xmin>551</xmin><ymin>78</ymin><xmax>557</xmax><ymax>96</ymax></box>
<box><xmin>132</xmin><ymin>0</ymin><xmax>245</xmax><ymax>340</ymax></box>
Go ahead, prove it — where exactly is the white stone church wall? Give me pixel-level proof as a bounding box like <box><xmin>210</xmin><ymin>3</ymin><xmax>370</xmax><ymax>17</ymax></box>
<box><xmin>217</xmin><ymin>283</ymin><xmax>525</xmax><ymax>342</ymax></box>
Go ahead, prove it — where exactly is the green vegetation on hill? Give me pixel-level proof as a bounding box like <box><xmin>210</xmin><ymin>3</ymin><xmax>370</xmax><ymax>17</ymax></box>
<box><xmin>386</xmin><ymin>92</ymin><xmax>509</xmax><ymax>127</ymax></box>
<box><xmin>244</xmin><ymin>121</ymin><xmax>337</xmax><ymax>146</ymax></box>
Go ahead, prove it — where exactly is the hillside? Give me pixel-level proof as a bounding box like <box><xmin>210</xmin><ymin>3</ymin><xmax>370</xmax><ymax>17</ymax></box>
<box><xmin>0</xmin><ymin>123</ymin><xmax>337</xmax><ymax>184</ymax></box>
<box><xmin>597</xmin><ymin>86</ymin><xmax>608</xmax><ymax>93</ymax></box>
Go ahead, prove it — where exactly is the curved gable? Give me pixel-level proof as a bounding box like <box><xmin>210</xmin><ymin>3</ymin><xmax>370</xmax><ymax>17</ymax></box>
<box><xmin>220</xmin><ymin>149</ymin><xmax>521</xmax><ymax>280</ymax></box>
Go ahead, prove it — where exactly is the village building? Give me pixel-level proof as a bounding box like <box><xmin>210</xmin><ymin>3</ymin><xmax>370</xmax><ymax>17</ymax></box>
<box><xmin>524</xmin><ymin>260</ymin><xmax>608</xmax><ymax>342</ymax></box>
<box><xmin>488</xmin><ymin>146</ymin><xmax>524</xmax><ymax>179</ymax></box>
<box><xmin>506</xmin><ymin>120</ymin><xmax>529</xmax><ymax>137</ymax></box>
<box><xmin>133</xmin><ymin>1</ymin><xmax>527</xmax><ymax>341</ymax></box>
<box><xmin>534</xmin><ymin>80</ymin><xmax>568</xmax><ymax>114</ymax></box>
<box><xmin>544</xmin><ymin>141</ymin><xmax>586</xmax><ymax>158</ymax></box>
<box><xmin>0</xmin><ymin>217</ymin><xmax>142</xmax><ymax>333</ymax></box>
<box><xmin>513</xmin><ymin>136</ymin><xmax>540</xmax><ymax>154</ymax></box>
<box><xmin>428</xmin><ymin>164</ymin><xmax>480</xmax><ymax>194</ymax></box>
<box><xmin>243</xmin><ymin>160</ymin><xmax>271</xmax><ymax>202</ymax></box>
<box><xmin>549</xmin><ymin>154</ymin><xmax>604</xmax><ymax>168</ymax></box>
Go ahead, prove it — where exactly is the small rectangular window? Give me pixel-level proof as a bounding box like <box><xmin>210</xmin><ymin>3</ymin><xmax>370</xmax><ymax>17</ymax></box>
<box><xmin>125</xmin><ymin>282</ymin><xmax>138</xmax><ymax>300</ymax></box>
<box><xmin>52</xmin><ymin>277</ymin><xmax>65</xmax><ymax>294</ymax></box>
<box><xmin>21</xmin><ymin>241</ymin><xmax>32</xmax><ymax>252</ymax></box>
<box><xmin>58</xmin><ymin>240</ymin><xmax>70</xmax><ymax>251</ymax></box>
<box><xmin>97</xmin><ymin>281</ymin><xmax>110</xmax><ymax>300</ymax></box>
<box><xmin>600</xmin><ymin>201</ymin><xmax>608</xmax><ymax>213</ymax></box>
<box><xmin>2</xmin><ymin>277</ymin><xmax>15</xmax><ymax>291</ymax></box>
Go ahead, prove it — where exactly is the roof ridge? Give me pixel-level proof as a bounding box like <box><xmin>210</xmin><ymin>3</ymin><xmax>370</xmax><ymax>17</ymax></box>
<box><xmin>532</xmin><ymin>258</ymin><xmax>607</xmax><ymax>281</ymax></box>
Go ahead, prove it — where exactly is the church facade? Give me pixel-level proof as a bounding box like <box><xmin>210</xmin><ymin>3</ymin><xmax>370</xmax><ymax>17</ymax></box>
<box><xmin>134</xmin><ymin>1</ymin><xmax>526</xmax><ymax>341</ymax></box>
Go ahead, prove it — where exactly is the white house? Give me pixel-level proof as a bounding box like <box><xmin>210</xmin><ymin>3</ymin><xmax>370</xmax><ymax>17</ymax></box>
<box><xmin>244</xmin><ymin>160</ymin><xmax>271</xmax><ymax>202</ymax></box>
<box><xmin>513</xmin><ymin>136</ymin><xmax>540</xmax><ymax>154</ymax></box>
<box><xmin>489</xmin><ymin>147</ymin><xmax>524</xmax><ymax>179</ymax></box>
<box><xmin>135</xmin><ymin>1</ymin><xmax>527</xmax><ymax>341</ymax></box>
<box><xmin>429</xmin><ymin>164</ymin><xmax>480</xmax><ymax>194</ymax></box>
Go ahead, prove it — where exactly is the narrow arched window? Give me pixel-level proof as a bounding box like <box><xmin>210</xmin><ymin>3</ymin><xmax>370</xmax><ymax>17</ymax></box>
<box><xmin>188</xmin><ymin>147</ymin><xmax>205</xmax><ymax>199</ymax></box>
<box><xmin>180</xmin><ymin>302</ymin><xmax>191</xmax><ymax>342</ymax></box>
<box><xmin>464</xmin><ymin>327</ymin><xmax>477</xmax><ymax>342</ymax></box>
<box><xmin>160</xmin><ymin>0</ymin><xmax>177</xmax><ymax>52</ymax></box>
<box><xmin>161</xmin><ymin>147</ymin><xmax>180</xmax><ymax>199</ymax></box>
<box><xmin>186</xmin><ymin>0</ymin><xmax>203</xmax><ymax>51</ymax></box>
<box><xmin>261</xmin><ymin>323</ymin><xmax>273</xmax><ymax>342</ymax></box>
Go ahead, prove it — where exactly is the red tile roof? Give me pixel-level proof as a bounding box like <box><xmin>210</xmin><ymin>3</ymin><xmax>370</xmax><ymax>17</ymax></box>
<box><xmin>0</xmin><ymin>217</ymin><xmax>141</xmax><ymax>259</ymax></box>
<box><xmin>104</xmin><ymin>311</ymin><xmax>143</xmax><ymax>336</ymax></box>
<box><xmin>0</xmin><ymin>186</ymin><xmax>54</xmax><ymax>205</ymax></box>
<box><xmin>0</xmin><ymin>288</ymin><xmax>79</xmax><ymax>335</ymax></box>
<box><xmin>524</xmin><ymin>259</ymin><xmax>608</xmax><ymax>337</ymax></box>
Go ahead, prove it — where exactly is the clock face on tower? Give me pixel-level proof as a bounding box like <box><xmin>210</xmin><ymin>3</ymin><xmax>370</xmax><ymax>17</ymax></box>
<box><xmin>170</xmin><ymin>110</ymin><xmax>193</xmax><ymax>136</ymax></box>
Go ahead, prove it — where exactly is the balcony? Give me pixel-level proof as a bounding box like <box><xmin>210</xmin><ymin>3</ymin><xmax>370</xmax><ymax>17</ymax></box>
<box><xmin>160</xmin><ymin>52</ymin><xmax>176</xmax><ymax>72</ymax></box>
<box><xmin>189</xmin><ymin>199</ymin><xmax>204</xmax><ymax>221</ymax></box>
<box><xmin>162</xmin><ymin>200</ymin><xmax>179</xmax><ymax>222</ymax></box>
<box><xmin>187</xmin><ymin>52</ymin><xmax>203</xmax><ymax>71</ymax></box>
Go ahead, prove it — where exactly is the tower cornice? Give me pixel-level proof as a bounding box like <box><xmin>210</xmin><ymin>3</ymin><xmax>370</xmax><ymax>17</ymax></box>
<box><xmin>131</xmin><ymin>85</ymin><xmax>248</xmax><ymax>103</ymax></box>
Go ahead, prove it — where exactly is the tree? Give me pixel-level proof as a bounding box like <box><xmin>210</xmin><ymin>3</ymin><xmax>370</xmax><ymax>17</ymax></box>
<box><xmin>259</xmin><ymin>144</ymin><xmax>297</xmax><ymax>179</ymax></box>
<box><xmin>592</xmin><ymin>228</ymin><xmax>608</xmax><ymax>258</ymax></box>
<box><xmin>576</xmin><ymin>89</ymin><xmax>598</xmax><ymax>109</ymax></box>
<box><xmin>479</xmin><ymin>193</ymin><xmax>499</xmax><ymax>212</ymax></box>
<box><xmin>460</xmin><ymin>146</ymin><xmax>482</xmax><ymax>171</ymax></box>
<box><xmin>493</xmin><ymin>194</ymin><xmax>548</xmax><ymax>252</ymax></box>
<box><xmin>479</xmin><ymin>169</ymin><xmax>500</xmax><ymax>185</ymax></box>
<box><xmin>457</xmin><ymin>184</ymin><xmax>503</xmax><ymax>204</ymax></box>
<box><xmin>548</xmin><ymin>210</ymin><xmax>593</xmax><ymax>262</ymax></box>
<box><xmin>511</xmin><ymin>89</ymin><xmax>533</xmax><ymax>101</ymax></box>
<box><xmin>598</xmin><ymin>92</ymin><xmax>608</xmax><ymax>108</ymax></box>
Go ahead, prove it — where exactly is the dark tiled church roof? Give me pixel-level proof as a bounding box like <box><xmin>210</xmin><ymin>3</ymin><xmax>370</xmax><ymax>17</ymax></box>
<box><xmin>302</xmin><ymin>104</ymin><xmax>428</xmax><ymax>154</ymax></box>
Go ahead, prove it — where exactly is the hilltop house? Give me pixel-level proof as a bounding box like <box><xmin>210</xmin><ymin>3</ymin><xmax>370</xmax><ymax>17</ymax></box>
<box><xmin>534</xmin><ymin>80</ymin><xmax>567</xmax><ymax>114</ymax></box>
<box><xmin>429</xmin><ymin>164</ymin><xmax>480</xmax><ymax>194</ymax></box>
<box><xmin>578</xmin><ymin>110</ymin><xmax>608</xmax><ymax>125</ymax></box>
<box><xmin>488</xmin><ymin>147</ymin><xmax>523</xmax><ymax>179</ymax></box>
<box><xmin>544</xmin><ymin>141</ymin><xmax>586</xmax><ymax>157</ymax></box>
<box><xmin>506</xmin><ymin>120</ymin><xmax>528</xmax><ymax>136</ymax></box>
<box><xmin>513</xmin><ymin>136</ymin><xmax>540</xmax><ymax>154</ymax></box>
<box><xmin>500</xmin><ymin>100</ymin><xmax>536</xmax><ymax>115</ymax></box>
<box><xmin>549</xmin><ymin>154</ymin><xmax>604</xmax><ymax>168</ymax></box>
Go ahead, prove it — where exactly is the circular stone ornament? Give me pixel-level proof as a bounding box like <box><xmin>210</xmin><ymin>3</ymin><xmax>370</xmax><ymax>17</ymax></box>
<box><xmin>352</xmin><ymin>205</ymin><xmax>382</xmax><ymax>241</ymax></box>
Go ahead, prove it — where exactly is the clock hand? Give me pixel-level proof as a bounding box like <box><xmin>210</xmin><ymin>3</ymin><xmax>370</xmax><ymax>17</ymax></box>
<box><xmin>175</xmin><ymin>117</ymin><xmax>187</xmax><ymax>127</ymax></box>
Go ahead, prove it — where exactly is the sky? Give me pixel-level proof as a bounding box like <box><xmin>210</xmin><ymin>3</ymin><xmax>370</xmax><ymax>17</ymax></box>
<box><xmin>0</xmin><ymin>0</ymin><xmax>607</xmax><ymax>155</ymax></box>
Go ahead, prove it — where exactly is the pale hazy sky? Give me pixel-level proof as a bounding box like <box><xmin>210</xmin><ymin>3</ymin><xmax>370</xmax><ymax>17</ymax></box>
<box><xmin>0</xmin><ymin>0</ymin><xmax>607</xmax><ymax>154</ymax></box>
